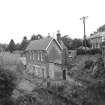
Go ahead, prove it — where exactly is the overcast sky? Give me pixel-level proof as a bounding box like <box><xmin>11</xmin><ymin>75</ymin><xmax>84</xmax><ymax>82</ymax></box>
<box><xmin>0</xmin><ymin>0</ymin><xmax>105</xmax><ymax>44</ymax></box>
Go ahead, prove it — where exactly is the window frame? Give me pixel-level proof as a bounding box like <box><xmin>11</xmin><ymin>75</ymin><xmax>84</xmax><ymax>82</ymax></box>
<box><xmin>37</xmin><ymin>51</ymin><xmax>40</xmax><ymax>61</ymax></box>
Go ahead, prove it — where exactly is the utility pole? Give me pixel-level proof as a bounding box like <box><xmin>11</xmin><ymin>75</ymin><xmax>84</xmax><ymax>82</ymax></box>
<box><xmin>80</xmin><ymin>16</ymin><xmax>88</xmax><ymax>48</ymax></box>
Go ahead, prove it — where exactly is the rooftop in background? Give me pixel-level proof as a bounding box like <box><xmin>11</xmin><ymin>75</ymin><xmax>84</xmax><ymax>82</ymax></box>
<box><xmin>89</xmin><ymin>31</ymin><xmax>105</xmax><ymax>39</ymax></box>
<box><xmin>26</xmin><ymin>36</ymin><xmax>53</xmax><ymax>51</ymax></box>
<box><xmin>26</xmin><ymin>36</ymin><xmax>63</xmax><ymax>51</ymax></box>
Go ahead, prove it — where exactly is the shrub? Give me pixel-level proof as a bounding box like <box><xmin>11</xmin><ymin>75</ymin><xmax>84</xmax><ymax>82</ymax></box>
<box><xmin>0</xmin><ymin>67</ymin><xmax>17</xmax><ymax>105</ymax></box>
<box><xmin>77</xmin><ymin>49</ymin><xmax>85</xmax><ymax>55</ymax></box>
<box><xmin>88</xmin><ymin>48</ymin><xmax>102</xmax><ymax>55</ymax></box>
<box><xmin>77</xmin><ymin>48</ymin><xmax>102</xmax><ymax>55</ymax></box>
<box><xmin>84</xmin><ymin>60</ymin><xmax>94</xmax><ymax>69</ymax></box>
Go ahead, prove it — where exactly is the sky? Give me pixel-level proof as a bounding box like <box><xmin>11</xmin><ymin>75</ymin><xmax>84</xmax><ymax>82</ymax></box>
<box><xmin>0</xmin><ymin>0</ymin><xmax>105</xmax><ymax>44</ymax></box>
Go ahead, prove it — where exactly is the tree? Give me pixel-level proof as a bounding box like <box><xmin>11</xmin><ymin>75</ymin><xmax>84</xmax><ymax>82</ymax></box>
<box><xmin>15</xmin><ymin>43</ymin><xmax>21</xmax><ymax>51</ymax></box>
<box><xmin>30</xmin><ymin>34</ymin><xmax>37</xmax><ymax>40</ymax></box>
<box><xmin>97</xmin><ymin>24</ymin><xmax>105</xmax><ymax>32</ymax></box>
<box><xmin>83</xmin><ymin>39</ymin><xmax>91</xmax><ymax>48</ymax></box>
<box><xmin>61</xmin><ymin>36</ymin><xmax>83</xmax><ymax>50</ymax></box>
<box><xmin>30</xmin><ymin>34</ymin><xmax>43</xmax><ymax>41</ymax></box>
<box><xmin>71</xmin><ymin>39</ymin><xmax>82</xmax><ymax>50</ymax></box>
<box><xmin>61</xmin><ymin>35</ymin><xmax>72</xmax><ymax>50</ymax></box>
<box><xmin>0</xmin><ymin>68</ymin><xmax>16</xmax><ymax>105</ymax></box>
<box><xmin>7</xmin><ymin>39</ymin><xmax>16</xmax><ymax>53</ymax></box>
<box><xmin>20</xmin><ymin>36</ymin><xmax>29</xmax><ymax>50</ymax></box>
<box><xmin>36</xmin><ymin>34</ymin><xmax>43</xmax><ymax>40</ymax></box>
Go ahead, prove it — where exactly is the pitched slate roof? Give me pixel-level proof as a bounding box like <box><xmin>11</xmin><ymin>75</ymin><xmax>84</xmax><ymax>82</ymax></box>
<box><xmin>26</xmin><ymin>37</ymin><xmax>62</xmax><ymax>51</ymax></box>
<box><xmin>26</xmin><ymin>37</ymin><xmax>52</xmax><ymax>51</ymax></box>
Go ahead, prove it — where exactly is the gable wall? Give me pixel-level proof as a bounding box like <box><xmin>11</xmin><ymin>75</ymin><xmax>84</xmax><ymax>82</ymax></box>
<box><xmin>25</xmin><ymin>39</ymin><xmax>63</xmax><ymax>80</ymax></box>
<box><xmin>47</xmin><ymin>40</ymin><xmax>62</xmax><ymax>64</ymax></box>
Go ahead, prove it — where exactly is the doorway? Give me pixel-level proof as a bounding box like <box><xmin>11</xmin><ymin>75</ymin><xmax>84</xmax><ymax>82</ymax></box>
<box><xmin>63</xmin><ymin>69</ymin><xmax>66</xmax><ymax>80</ymax></box>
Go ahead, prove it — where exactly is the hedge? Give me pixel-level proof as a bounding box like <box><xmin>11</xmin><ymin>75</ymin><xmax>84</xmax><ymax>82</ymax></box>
<box><xmin>77</xmin><ymin>48</ymin><xmax>102</xmax><ymax>55</ymax></box>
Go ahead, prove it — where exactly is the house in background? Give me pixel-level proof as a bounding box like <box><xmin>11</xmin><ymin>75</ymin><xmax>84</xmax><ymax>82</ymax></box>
<box><xmin>25</xmin><ymin>33</ymin><xmax>66</xmax><ymax>84</ymax></box>
<box><xmin>89</xmin><ymin>31</ymin><xmax>105</xmax><ymax>48</ymax></box>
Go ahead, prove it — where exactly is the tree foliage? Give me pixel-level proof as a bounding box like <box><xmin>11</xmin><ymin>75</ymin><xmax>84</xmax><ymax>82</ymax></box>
<box><xmin>61</xmin><ymin>36</ymin><xmax>82</xmax><ymax>50</ymax></box>
<box><xmin>83</xmin><ymin>39</ymin><xmax>91</xmax><ymax>48</ymax></box>
<box><xmin>71</xmin><ymin>39</ymin><xmax>82</xmax><ymax>50</ymax></box>
<box><xmin>7</xmin><ymin>39</ymin><xmax>16</xmax><ymax>52</ymax></box>
<box><xmin>77</xmin><ymin>48</ymin><xmax>102</xmax><ymax>55</ymax></box>
<box><xmin>30</xmin><ymin>34</ymin><xmax>43</xmax><ymax>41</ymax></box>
<box><xmin>36</xmin><ymin>34</ymin><xmax>43</xmax><ymax>39</ymax></box>
<box><xmin>15</xmin><ymin>43</ymin><xmax>21</xmax><ymax>51</ymax></box>
<box><xmin>61</xmin><ymin>35</ymin><xmax>72</xmax><ymax>50</ymax></box>
<box><xmin>97</xmin><ymin>24</ymin><xmax>105</xmax><ymax>32</ymax></box>
<box><xmin>20</xmin><ymin>36</ymin><xmax>29</xmax><ymax>50</ymax></box>
<box><xmin>93</xmin><ymin>56</ymin><xmax>105</xmax><ymax>78</ymax></box>
<box><xmin>0</xmin><ymin>68</ymin><xmax>16</xmax><ymax>105</ymax></box>
<box><xmin>69</xmin><ymin>55</ymin><xmax>105</xmax><ymax>105</ymax></box>
<box><xmin>30</xmin><ymin>34</ymin><xmax>37</xmax><ymax>40</ymax></box>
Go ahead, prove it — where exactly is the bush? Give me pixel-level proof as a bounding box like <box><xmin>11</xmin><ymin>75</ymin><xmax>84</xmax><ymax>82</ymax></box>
<box><xmin>50</xmin><ymin>84</ymin><xmax>65</xmax><ymax>93</ymax></box>
<box><xmin>84</xmin><ymin>60</ymin><xmax>94</xmax><ymax>69</ymax></box>
<box><xmin>77</xmin><ymin>49</ymin><xmax>85</xmax><ymax>55</ymax></box>
<box><xmin>77</xmin><ymin>48</ymin><xmax>102</xmax><ymax>55</ymax></box>
<box><xmin>0</xmin><ymin>67</ymin><xmax>17</xmax><ymax>105</ymax></box>
<box><xmin>93</xmin><ymin>56</ymin><xmax>105</xmax><ymax>78</ymax></box>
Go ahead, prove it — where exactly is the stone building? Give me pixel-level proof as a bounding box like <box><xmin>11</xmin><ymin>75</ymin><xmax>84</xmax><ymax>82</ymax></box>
<box><xmin>89</xmin><ymin>32</ymin><xmax>105</xmax><ymax>48</ymax></box>
<box><xmin>25</xmin><ymin>33</ymin><xmax>67</xmax><ymax>84</ymax></box>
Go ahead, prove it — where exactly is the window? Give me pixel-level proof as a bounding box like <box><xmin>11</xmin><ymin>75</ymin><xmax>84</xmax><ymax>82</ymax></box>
<box><xmin>31</xmin><ymin>51</ymin><xmax>33</xmax><ymax>60</ymax></box>
<box><xmin>32</xmin><ymin>51</ymin><xmax>34</xmax><ymax>60</ymax></box>
<box><xmin>29</xmin><ymin>52</ymin><xmax>32</xmax><ymax>61</ymax></box>
<box><xmin>38</xmin><ymin>52</ymin><xmax>40</xmax><ymax>61</ymax></box>
<box><xmin>30</xmin><ymin>51</ymin><xmax>34</xmax><ymax>61</ymax></box>
<box><xmin>41</xmin><ymin>52</ymin><xmax>43</xmax><ymax>61</ymax></box>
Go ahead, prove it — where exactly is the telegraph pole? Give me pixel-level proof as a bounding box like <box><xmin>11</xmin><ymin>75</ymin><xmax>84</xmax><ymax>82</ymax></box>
<box><xmin>80</xmin><ymin>16</ymin><xmax>88</xmax><ymax>48</ymax></box>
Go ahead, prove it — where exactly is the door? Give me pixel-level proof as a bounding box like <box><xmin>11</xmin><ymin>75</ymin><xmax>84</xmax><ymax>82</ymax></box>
<box><xmin>63</xmin><ymin>69</ymin><xmax>66</xmax><ymax>80</ymax></box>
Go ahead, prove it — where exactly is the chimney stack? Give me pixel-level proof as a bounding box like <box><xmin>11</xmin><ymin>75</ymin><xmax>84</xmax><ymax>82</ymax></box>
<box><xmin>56</xmin><ymin>30</ymin><xmax>61</xmax><ymax>44</ymax></box>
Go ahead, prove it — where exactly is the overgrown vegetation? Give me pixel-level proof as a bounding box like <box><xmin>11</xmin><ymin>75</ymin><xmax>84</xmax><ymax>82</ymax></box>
<box><xmin>69</xmin><ymin>55</ymin><xmax>105</xmax><ymax>105</ymax></box>
<box><xmin>61</xmin><ymin>36</ymin><xmax>91</xmax><ymax>50</ymax></box>
<box><xmin>0</xmin><ymin>54</ymin><xmax>105</xmax><ymax>105</ymax></box>
<box><xmin>77</xmin><ymin>48</ymin><xmax>102</xmax><ymax>55</ymax></box>
<box><xmin>0</xmin><ymin>67</ymin><xmax>17</xmax><ymax>105</ymax></box>
<box><xmin>84</xmin><ymin>60</ymin><xmax>94</xmax><ymax>69</ymax></box>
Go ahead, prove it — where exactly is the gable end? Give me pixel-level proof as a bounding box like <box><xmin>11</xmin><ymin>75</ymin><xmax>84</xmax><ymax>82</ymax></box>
<box><xmin>45</xmin><ymin>38</ymin><xmax>62</xmax><ymax>51</ymax></box>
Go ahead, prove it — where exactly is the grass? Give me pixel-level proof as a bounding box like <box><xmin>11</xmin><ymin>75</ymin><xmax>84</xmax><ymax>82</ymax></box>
<box><xmin>0</xmin><ymin>52</ymin><xmax>20</xmax><ymax>65</ymax></box>
<box><xmin>5</xmin><ymin>53</ymin><xmax>102</xmax><ymax>105</ymax></box>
